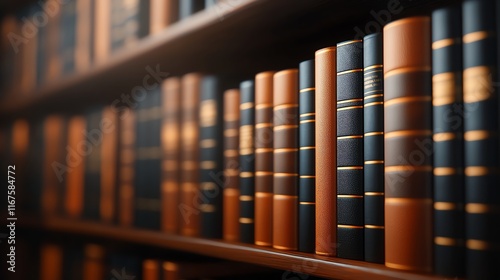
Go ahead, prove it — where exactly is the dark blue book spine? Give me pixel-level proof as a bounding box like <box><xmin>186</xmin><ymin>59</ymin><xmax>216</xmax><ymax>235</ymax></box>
<box><xmin>239</xmin><ymin>80</ymin><xmax>255</xmax><ymax>244</ymax></box>
<box><xmin>60</xmin><ymin>0</ymin><xmax>77</xmax><ymax>75</ymax></box>
<box><xmin>432</xmin><ymin>5</ymin><xmax>465</xmax><ymax>277</ymax></box>
<box><xmin>462</xmin><ymin>1</ymin><xmax>500</xmax><ymax>279</ymax></box>
<box><xmin>298</xmin><ymin>59</ymin><xmax>315</xmax><ymax>253</ymax></box>
<box><xmin>363</xmin><ymin>33</ymin><xmax>384</xmax><ymax>264</ymax></box>
<box><xmin>83</xmin><ymin>108</ymin><xmax>103</xmax><ymax>220</ymax></box>
<box><xmin>134</xmin><ymin>88</ymin><xmax>162</xmax><ymax>230</ymax></box>
<box><xmin>199</xmin><ymin>76</ymin><xmax>224</xmax><ymax>238</ymax></box>
<box><xmin>336</xmin><ymin>40</ymin><xmax>364</xmax><ymax>260</ymax></box>
<box><xmin>179</xmin><ymin>0</ymin><xmax>204</xmax><ymax>20</ymax></box>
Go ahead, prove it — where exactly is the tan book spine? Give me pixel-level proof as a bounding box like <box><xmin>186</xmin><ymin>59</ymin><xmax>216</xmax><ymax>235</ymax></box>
<box><xmin>75</xmin><ymin>0</ymin><xmax>93</xmax><ymax>72</ymax></box>
<box><xmin>223</xmin><ymin>89</ymin><xmax>240</xmax><ymax>241</ymax></box>
<box><xmin>65</xmin><ymin>116</ymin><xmax>86</xmax><ymax>218</ymax></box>
<box><xmin>162</xmin><ymin>77</ymin><xmax>182</xmax><ymax>233</ymax></box>
<box><xmin>150</xmin><ymin>0</ymin><xmax>178</xmax><ymax>35</ymax></box>
<box><xmin>273</xmin><ymin>69</ymin><xmax>299</xmax><ymax>250</ymax></box>
<box><xmin>315</xmin><ymin>46</ymin><xmax>337</xmax><ymax>256</ymax></box>
<box><xmin>100</xmin><ymin>106</ymin><xmax>119</xmax><ymax>223</ymax></box>
<box><xmin>254</xmin><ymin>71</ymin><xmax>275</xmax><ymax>246</ymax></box>
<box><xmin>119</xmin><ymin>108</ymin><xmax>135</xmax><ymax>227</ymax></box>
<box><xmin>94</xmin><ymin>0</ymin><xmax>111</xmax><ymax>63</ymax></box>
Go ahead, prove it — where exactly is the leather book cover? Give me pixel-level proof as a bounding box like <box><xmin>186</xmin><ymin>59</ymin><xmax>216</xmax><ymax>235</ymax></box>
<box><xmin>45</xmin><ymin>0</ymin><xmax>61</xmax><ymax>83</ymax></box>
<box><xmin>59</xmin><ymin>0</ymin><xmax>77</xmax><ymax>76</ymax></box>
<box><xmin>223</xmin><ymin>88</ymin><xmax>240</xmax><ymax>241</ymax></box>
<box><xmin>40</xmin><ymin>243</ymin><xmax>63</xmax><ymax>280</ymax></box>
<box><xmin>161</xmin><ymin>77</ymin><xmax>181</xmax><ymax>234</ymax></box>
<box><xmin>298</xmin><ymin>59</ymin><xmax>315</xmax><ymax>253</ymax></box>
<box><xmin>100</xmin><ymin>106</ymin><xmax>119</xmax><ymax>223</ymax></box>
<box><xmin>337</xmin><ymin>39</ymin><xmax>364</xmax><ymax>260</ymax></box>
<box><xmin>432</xmin><ymin>4</ymin><xmax>465</xmax><ymax>277</ymax></box>
<box><xmin>239</xmin><ymin>80</ymin><xmax>255</xmax><ymax>244</ymax></box>
<box><xmin>180</xmin><ymin>73</ymin><xmax>202</xmax><ymax>236</ymax></box>
<box><xmin>363</xmin><ymin>32</ymin><xmax>385</xmax><ymax>264</ymax></box>
<box><xmin>83</xmin><ymin>244</ymin><xmax>105</xmax><ymax>280</ymax></box>
<box><xmin>65</xmin><ymin>116</ymin><xmax>86</xmax><ymax>219</ymax></box>
<box><xmin>462</xmin><ymin>0</ymin><xmax>500</xmax><ymax>278</ymax></box>
<box><xmin>179</xmin><ymin>0</ymin><xmax>204</xmax><ymax>20</ymax></box>
<box><xmin>384</xmin><ymin>16</ymin><xmax>433</xmax><ymax>272</ymax></box>
<box><xmin>75</xmin><ymin>0</ymin><xmax>94</xmax><ymax>72</ymax></box>
<box><xmin>83</xmin><ymin>108</ymin><xmax>103</xmax><ymax>221</ymax></box>
<box><xmin>150</xmin><ymin>0</ymin><xmax>178</xmax><ymax>34</ymax></box>
<box><xmin>93</xmin><ymin>0</ymin><xmax>110</xmax><ymax>63</ymax></box>
<box><xmin>24</xmin><ymin>120</ymin><xmax>44</xmax><ymax>215</ymax></box>
<box><xmin>315</xmin><ymin>46</ymin><xmax>337</xmax><ymax>256</ymax></box>
<box><xmin>119</xmin><ymin>107</ymin><xmax>135</xmax><ymax>227</ymax></box>
<box><xmin>199</xmin><ymin>75</ymin><xmax>224</xmax><ymax>239</ymax></box>
<box><xmin>254</xmin><ymin>71</ymin><xmax>275</xmax><ymax>247</ymax></box>
<box><xmin>11</xmin><ymin>120</ymin><xmax>29</xmax><ymax>216</ymax></box>
<box><xmin>273</xmin><ymin>69</ymin><xmax>299</xmax><ymax>251</ymax></box>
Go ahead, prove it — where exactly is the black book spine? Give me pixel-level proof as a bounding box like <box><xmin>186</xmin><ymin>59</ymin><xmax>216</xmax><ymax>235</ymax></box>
<box><xmin>462</xmin><ymin>1</ymin><xmax>500</xmax><ymax>279</ymax></box>
<box><xmin>432</xmin><ymin>5</ymin><xmax>465</xmax><ymax>277</ymax></box>
<box><xmin>336</xmin><ymin>40</ymin><xmax>364</xmax><ymax>260</ymax></box>
<box><xmin>27</xmin><ymin>120</ymin><xmax>44</xmax><ymax>214</ymax></box>
<box><xmin>199</xmin><ymin>76</ymin><xmax>224</xmax><ymax>238</ymax></box>
<box><xmin>298</xmin><ymin>59</ymin><xmax>315</xmax><ymax>253</ymax></box>
<box><xmin>60</xmin><ymin>0</ymin><xmax>77</xmax><ymax>76</ymax></box>
<box><xmin>363</xmin><ymin>33</ymin><xmax>384</xmax><ymax>264</ymax></box>
<box><xmin>83</xmin><ymin>107</ymin><xmax>102</xmax><ymax>220</ymax></box>
<box><xmin>239</xmin><ymin>80</ymin><xmax>255</xmax><ymax>244</ymax></box>
<box><xmin>179</xmin><ymin>0</ymin><xmax>204</xmax><ymax>20</ymax></box>
<box><xmin>134</xmin><ymin>88</ymin><xmax>162</xmax><ymax>229</ymax></box>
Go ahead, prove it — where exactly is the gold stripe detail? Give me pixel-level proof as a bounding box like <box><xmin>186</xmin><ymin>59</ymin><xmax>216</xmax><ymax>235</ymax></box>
<box><xmin>200</xmin><ymin>161</ymin><xmax>217</xmax><ymax>169</ymax></box>
<box><xmin>255</xmin><ymin>148</ymin><xmax>273</xmax><ymax>153</ymax></box>
<box><xmin>365</xmin><ymin>225</ymin><xmax>384</xmax><ymax>229</ymax></box>
<box><xmin>300</xmin><ymin>120</ymin><xmax>315</xmax><ymax>124</ymax></box>
<box><xmin>240</xmin><ymin>172</ymin><xmax>254</xmax><ymax>178</ymax></box>
<box><xmin>274</xmin><ymin>104</ymin><xmax>298</xmax><ymax>111</ymax></box>
<box><xmin>435</xmin><ymin>237</ymin><xmax>463</xmax><ymax>246</ymax></box>
<box><xmin>385</xmin><ymin>130</ymin><xmax>432</xmax><ymax>138</ymax></box>
<box><xmin>224</xmin><ymin>129</ymin><xmax>238</xmax><ymax>137</ymax></box>
<box><xmin>256</xmin><ymin>123</ymin><xmax>273</xmax><ymax>128</ymax></box>
<box><xmin>338</xmin><ymin>225</ymin><xmax>363</xmax><ymax>229</ymax></box>
<box><xmin>338</xmin><ymin>70</ymin><xmax>363</xmax><ymax>77</ymax></box>
<box><xmin>337</xmin><ymin>40</ymin><xmax>362</xmax><ymax>47</ymax></box>
<box><xmin>463</xmin><ymin>31</ymin><xmax>493</xmax><ymax>43</ymax></box>
<box><xmin>432</xmin><ymin>38</ymin><xmax>459</xmax><ymax>49</ymax></box>
<box><xmin>274</xmin><ymin>245</ymin><xmax>297</xmax><ymax>250</ymax></box>
<box><xmin>385</xmin><ymin>198</ymin><xmax>433</xmax><ymax>203</ymax></box>
<box><xmin>433</xmin><ymin>72</ymin><xmax>460</xmax><ymax>106</ymax></box>
<box><xmin>434</xmin><ymin>202</ymin><xmax>460</xmax><ymax>211</ymax></box>
<box><xmin>240</xmin><ymin>148</ymin><xmax>253</xmax><ymax>155</ymax></box>
<box><xmin>240</xmin><ymin>195</ymin><xmax>254</xmax><ymax>201</ymax></box>
<box><xmin>364</xmin><ymin>89</ymin><xmax>383</xmax><ymax>95</ymax></box>
<box><xmin>365</xmin><ymin>160</ymin><xmax>383</xmax><ymax>164</ymax></box>
<box><xmin>385</xmin><ymin>166</ymin><xmax>432</xmax><ymax>172</ymax></box>
<box><xmin>274</xmin><ymin>194</ymin><xmax>298</xmax><ymax>198</ymax></box>
<box><xmin>464</xmin><ymin>66</ymin><xmax>494</xmax><ymax>103</ymax></box>
<box><xmin>300</xmin><ymin>202</ymin><xmax>316</xmax><ymax>205</ymax></box>
<box><xmin>434</xmin><ymin>167</ymin><xmax>460</xmax><ymax>176</ymax></box>
<box><xmin>364</xmin><ymin>94</ymin><xmax>383</xmax><ymax>100</ymax></box>
<box><xmin>255</xmin><ymin>241</ymin><xmax>272</xmax><ymax>246</ymax></box>
<box><xmin>255</xmin><ymin>192</ymin><xmax>273</xmax><ymax>197</ymax></box>
<box><xmin>182</xmin><ymin>160</ymin><xmax>197</xmax><ymax>170</ymax></box>
<box><xmin>364</xmin><ymin>65</ymin><xmax>383</xmax><ymax>70</ymax></box>
<box><xmin>338</xmin><ymin>135</ymin><xmax>363</xmax><ymax>139</ymax></box>
<box><xmin>274</xmin><ymin>148</ymin><xmax>298</xmax><ymax>153</ymax></box>
<box><xmin>365</xmin><ymin>192</ymin><xmax>384</xmax><ymax>196</ymax></box>
<box><xmin>364</xmin><ymin>101</ymin><xmax>383</xmax><ymax>107</ymax></box>
<box><xmin>337</xmin><ymin>106</ymin><xmax>363</xmax><ymax>111</ymax></box>
<box><xmin>464</xmin><ymin>130</ymin><xmax>494</xmax><ymax>141</ymax></box>
<box><xmin>256</xmin><ymin>103</ymin><xmax>273</xmax><ymax>110</ymax></box>
<box><xmin>199</xmin><ymin>204</ymin><xmax>216</xmax><ymax>212</ymax></box>
<box><xmin>274</xmin><ymin>173</ymin><xmax>298</xmax><ymax>177</ymax></box>
<box><xmin>466</xmin><ymin>203</ymin><xmax>500</xmax><ymax>214</ymax></box>
<box><xmin>300</xmin><ymin>175</ymin><xmax>316</xmax><ymax>178</ymax></box>
<box><xmin>466</xmin><ymin>239</ymin><xmax>493</xmax><ymax>250</ymax></box>
<box><xmin>240</xmin><ymin>102</ymin><xmax>254</xmax><ymax>110</ymax></box>
<box><xmin>465</xmin><ymin>166</ymin><xmax>497</xmax><ymax>176</ymax></box>
<box><xmin>364</xmin><ymin>69</ymin><xmax>382</xmax><ymax>75</ymax></box>
<box><xmin>300</xmin><ymin>87</ymin><xmax>315</xmax><ymax>93</ymax></box>
<box><xmin>256</xmin><ymin>171</ymin><xmax>273</xmax><ymax>176</ymax></box>
<box><xmin>338</xmin><ymin>166</ymin><xmax>363</xmax><ymax>170</ymax></box>
<box><xmin>224</xmin><ymin>149</ymin><xmax>239</xmax><ymax>157</ymax></box>
<box><xmin>299</xmin><ymin>146</ymin><xmax>315</xmax><ymax>150</ymax></box>
<box><xmin>239</xmin><ymin>218</ymin><xmax>254</xmax><ymax>224</ymax></box>
<box><xmin>365</xmin><ymin>132</ymin><xmax>383</xmax><ymax>136</ymax></box>
<box><xmin>337</xmin><ymin>98</ymin><xmax>363</xmax><ymax>104</ymax></box>
<box><xmin>338</xmin><ymin>195</ymin><xmax>363</xmax><ymax>198</ymax></box>
<box><xmin>200</xmin><ymin>183</ymin><xmax>217</xmax><ymax>191</ymax></box>
<box><xmin>274</xmin><ymin>125</ymin><xmax>298</xmax><ymax>131</ymax></box>
<box><xmin>200</xmin><ymin>139</ymin><xmax>217</xmax><ymax>148</ymax></box>
<box><xmin>300</xmin><ymin>112</ymin><xmax>316</xmax><ymax>117</ymax></box>
<box><xmin>384</xmin><ymin>66</ymin><xmax>431</xmax><ymax>78</ymax></box>
<box><xmin>385</xmin><ymin>96</ymin><xmax>431</xmax><ymax>107</ymax></box>
<box><xmin>224</xmin><ymin>169</ymin><xmax>239</xmax><ymax>176</ymax></box>
<box><xmin>433</xmin><ymin>132</ymin><xmax>457</xmax><ymax>142</ymax></box>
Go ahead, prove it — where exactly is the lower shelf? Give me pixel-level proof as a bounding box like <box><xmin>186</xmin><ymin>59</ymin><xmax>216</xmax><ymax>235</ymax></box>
<box><xmin>22</xmin><ymin>217</ymin><xmax>442</xmax><ymax>280</ymax></box>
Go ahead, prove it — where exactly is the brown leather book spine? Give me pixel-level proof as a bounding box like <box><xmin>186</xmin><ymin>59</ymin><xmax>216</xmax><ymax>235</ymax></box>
<box><xmin>315</xmin><ymin>47</ymin><xmax>337</xmax><ymax>256</ymax></box>
<box><xmin>223</xmin><ymin>89</ymin><xmax>240</xmax><ymax>241</ymax></box>
<box><xmin>150</xmin><ymin>0</ymin><xmax>178</xmax><ymax>35</ymax></box>
<box><xmin>101</xmin><ymin>106</ymin><xmax>119</xmax><ymax>223</ymax></box>
<box><xmin>65</xmin><ymin>116</ymin><xmax>86</xmax><ymax>218</ymax></box>
<box><xmin>163</xmin><ymin>262</ymin><xmax>180</xmax><ymax>280</ymax></box>
<box><xmin>180</xmin><ymin>73</ymin><xmax>202</xmax><ymax>236</ymax></box>
<box><xmin>11</xmin><ymin>120</ymin><xmax>29</xmax><ymax>214</ymax></box>
<box><xmin>83</xmin><ymin>244</ymin><xmax>105</xmax><ymax>280</ymax></box>
<box><xmin>273</xmin><ymin>69</ymin><xmax>299</xmax><ymax>250</ymax></box>
<box><xmin>45</xmin><ymin>0</ymin><xmax>61</xmax><ymax>82</ymax></box>
<box><xmin>75</xmin><ymin>0</ymin><xmax>93</xmax><ymax>72</ymax></box>
<box><xmin>119</xmin><ymin>108</ymin><xmax>135</xmax><ymax>227</ymax></box>
<box><xmin>254</xmin><ymin>71</ymin><xmax>275</xmax><ymax>246</ymax></box>
<box><xmin>161</xmin><ymin>77</ymin><xmax>182</xmax><ymax>233</ymax></box>
<box><xmin>384</xmin><ymin>16</ymin><xmax>433</xmax><ymax>272</ymax></box>
<box><xmin>40</xmin><ymin>243</ymin><xmax>63</xmax><ymax>280</ymax></box>
<box><xmin>143</xmin><ymin>259</ymin><xmax>160</xmax><ymax>280</ymax></box>
<box><xmin>94</xmin><ymin>0</ymin><xmax>110</xmax><ymax>63</ymax></box>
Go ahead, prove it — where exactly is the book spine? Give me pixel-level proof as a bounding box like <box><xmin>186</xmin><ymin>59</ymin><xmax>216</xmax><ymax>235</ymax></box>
<box><xmin>254</xmin><ymin>71</ymin><xmax>274</xmax><ymax>246</ymax></box>
<box><xmin>298</xmin><ymin>59</ymin><xmax>315</xmax><ymax>253</ymax></box>
<box><xmin>119</xmin><ymin>107</ymin><xmax>135</xmax><ymax>227</ymax></box>
<box><xmin>65</xmin><ymin>115</ymin><xmax>86</xmax><ymax>219</ymax></box>
<box><xmin>94</xmin><ymin>0</ymin><xmax>110</xmax><ymax>63</ymax></box>
<box><xmin>150</xmin><ymin>0</ymin><xmax>178</xmax><ymax>35</ymax></box>
<box><xmin>83</xmin><ymin>244</ymin><xmax>105</xmax><ymax>280</ymax></box>
<box><xmin>239</xmin><ymin>80</ymin><xmax>255</xmax><ymax>244</ymax></box>
<box><xmin>315</xmin><ymin>47</ymin><xmax>337</xmax><ymax>256</ymax></box>
<box><xmin>100</xmin><ymin>106</ymin><xmax>119</xmax><ymax>223</ymax></box>
<box><xmin>134</xmin><ymin>88</ymin><xmax>162</xmax><ymax>230</ymax></box>
<box><xmin>200</xmin><ymin>76</ymin><xmax>224</xmax><ymax>239</ymax></box>
<box><xmin>26</xmin><ymin>120</ymin><xmax>44</xmax><ymax>214</ymax></box>
<box><xmin>336</xmin><ymin>40</ymin><xmax>364</xmax><ymax>260</ymax></box>
<box><xmin>179</xmin><ymin>0</ymin><xmax>204</xmax><ymax>20</ymax></box>
<box><xmin>432</xmin><ymin>5</ymin><xmax>465</xmax><ymax>277</ymax></box>
<box><xmin>223</xmin><ymin>89</ymin><xmax>240</xmax><ymax>241</ymax></box>
<box><xmin>462</xmin><ymin>0</ymin><xmax>500</xmax><ymax>278</ymax></box>
<box><xmin>11</xmin><ymin>120</ymin><xmax>29</xmax><ymax>216</ymax></box>
<box><xmin>384</xmin><ymin>16</ymin><xmax>433</xmax><ymax>272</ymax></box>
<box><xmin>161</xmin><ymin>77</ymin><xmax>181</xmax><ymax>233</ymax></box>
<box><xmin>143</xmin><ymin>260</ymin><xmax>161</xmax><ymax>280</ymax></box>
<box><xmin>363</xmin><ymin>32</ymin><xmax>384</xmax><ymax>264</ymax></box>
<box><xmin>59</xmin><ymin>0</ymin><xmax>77</xmax><ymax>76</ymax></box>
<box><xmin>273</xmin><ymin>69</ymin><xmax>298</xmax><ymax>250</ymax></box>
<box><xmin>45</xmin><ymin>0</ymin><xmax>61</xmax><ymax>82</ymax></box>
<box><xmin>40</xmin><ymin>243</ymin><xmax>63</xmax><ymax>280</ymax></box>
<box><xmin>75</xmin><ymin>0</ymin><xmax>93</xmax><ymax>72</ymax></box>
<box><xmin>84</xmin><ymin>108</ymin><xmax>103</xmax><ymax>220</ymax></box>
<box><xmin>180</xmin><ymin>73</ymin><xmax>202</xmax><ymax>236</ymax></box>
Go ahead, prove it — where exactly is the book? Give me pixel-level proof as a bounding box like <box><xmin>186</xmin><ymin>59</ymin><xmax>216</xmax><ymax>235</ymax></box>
<box><xmin>62</xmin><ymin>245</ymin><xmax>83</xmax><ymax>280</ymax></box>
<box><xmin>23</xmin><ymin>120</ymin><xmax>44</xmax><ymax>215</ymax></box>
<box><xmin>119</xmin><ymin>107</ymin><xmax>135</xmax><ymax>227</ymax></box>
<box><xmin>11</xmin><ymin>120</ymin><xmax>29</xmax><ymax>215</ymax></box>
<box><xmin>315</xmin><ymin>46</ymin><xmax>337</xmax><ymax>256</ymax></box>
<box><xmin>75</xmin><ymin>0</ymin><xmax>94</xmax><ymax>72</ymax></box>
<box><xmin>239</xmin><ymin>79</ymin><xmax>255</xmax><ymax>244</ymax></box>
<box><xmin>363</xmin><ymin>32</ymin><xmax>385</xmax><ymax>264</ymax></box>
<box><xmin>59</xmin><ymin>0</ymin><xmax>77</xmax><ymax>76</ymax></box>
<box><xmin>0</xmin><ymin>16</ymin><xmax>21</xmax><ymax>94</ymax></box>
<box><xmin>150</xmin><ymin>0</ymin><xmax>178</xmax><ymax>34</ymax></box>
<box><xmin>83</xmin><ymin>107</ymin><xmax>103</xmax><ymax>220</ymax></box>
<box><xmin>40</xmin><ymin>243</ymin><xmax>64</xmax><ymax>280</ymax></box>
<box><xmin>83</xmin><ymin>244</ymin><xmax>105</xmax><ymax>280</ymax></box>
<box><xmin>432</xmin><ymin>4</ymin><xmax>465</xmax><ymax>277</ymax></box>
<box><xmin>93</xmin><ymin>0</ymin><xmax>110</xmax><ymax>63</ymax></box>
<box><xmin>336</xmin><ymin>39</ymin><xmax>364</xmax><ymax>260</ymax></box>
<box><xmin>273</xmin><ymin>69</ymin><xmax>299</xmax><ymax>251</ymax></box>
<box><xmin>298</xmin><ymin>59</ymin><xmax>315</xmax><ymax>253</ymax></box>
<box><xmin>384</xmin><ymin>16</ymin><xmax>433</xmax><ymax>272</ymax></box>
<box><xmin>254</xmin><ymin>71</ymin><xmax>275</xmax><ymax>247</ymax></box>
<box><xmin>65</xmin><ymin>115</ymin><xmax>86</xmax><ymax>219</ymax></box>
<box><xmin>179</xmin><ymin>0</ymin><xmax>204</xmax><ymax>20</ymax></box>
<box><xmin>462</xmin><ymin>0</ymin><xmax>500</xmax><ymax>278</ymax></box>
<box><xmin>223</xmin><ymin>88</ymin><xmax>240</xmax><ymax>241</ymax></box>
<box><xmin>100</xmin><ymin>106</ymin><xmax>119</xmax><ymax>223</ymax></box>
<box><xmin>180</xmin><ymin>73</ymin><xmax>202</xmax><ymax>236</ymax></box>
<box><xmin>45</xmin><ymin>0</ymin><xmax>62</xmax><ymax>83</ymax></box>
<box><xmin>18</xmin><ymin>4</ymin><xmax>39</xmax><ymax>93</ymax></box>
<box><xmin>134</xmin><ymin>88</ymin><xmax>162</xmax><ymax>230</ymax></box>
<box><xmin>161</xmin><ymin>77</ymin><xmax>181</xmax><ymax>233</ymax></box>
<box><xmin>199</xmin><ymin>75</ymin><xmax>224</xmax><ymax>238</ymax></box>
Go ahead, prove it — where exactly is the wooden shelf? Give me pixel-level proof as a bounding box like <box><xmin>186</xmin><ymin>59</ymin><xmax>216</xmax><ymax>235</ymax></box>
<box><xmin>21</xmin><ymin>217</ymin><xmax>444</xmax><ymax>280</ymax></box>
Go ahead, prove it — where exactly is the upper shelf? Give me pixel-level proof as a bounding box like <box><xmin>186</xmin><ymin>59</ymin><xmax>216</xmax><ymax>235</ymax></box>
<box><xmin>23</xmin><ymin>217</ymin><xmax>444</xmax><ymax>280</ymax></box>
<box><xmin>0</xmin><ymin>0</ymin><xmax>448</xmax><ymax>120</ymax></box>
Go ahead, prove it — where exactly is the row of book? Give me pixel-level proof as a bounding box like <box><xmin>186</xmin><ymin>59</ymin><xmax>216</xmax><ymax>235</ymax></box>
<box><xmin>2</xmin><ymin>0</ymin><xmax>499</xmax><ymax>279</ymax></box>
<box><xmin>0</xmin><ymin>0</ymin><xmax>228</xmax><ymax>97</ymax></box>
